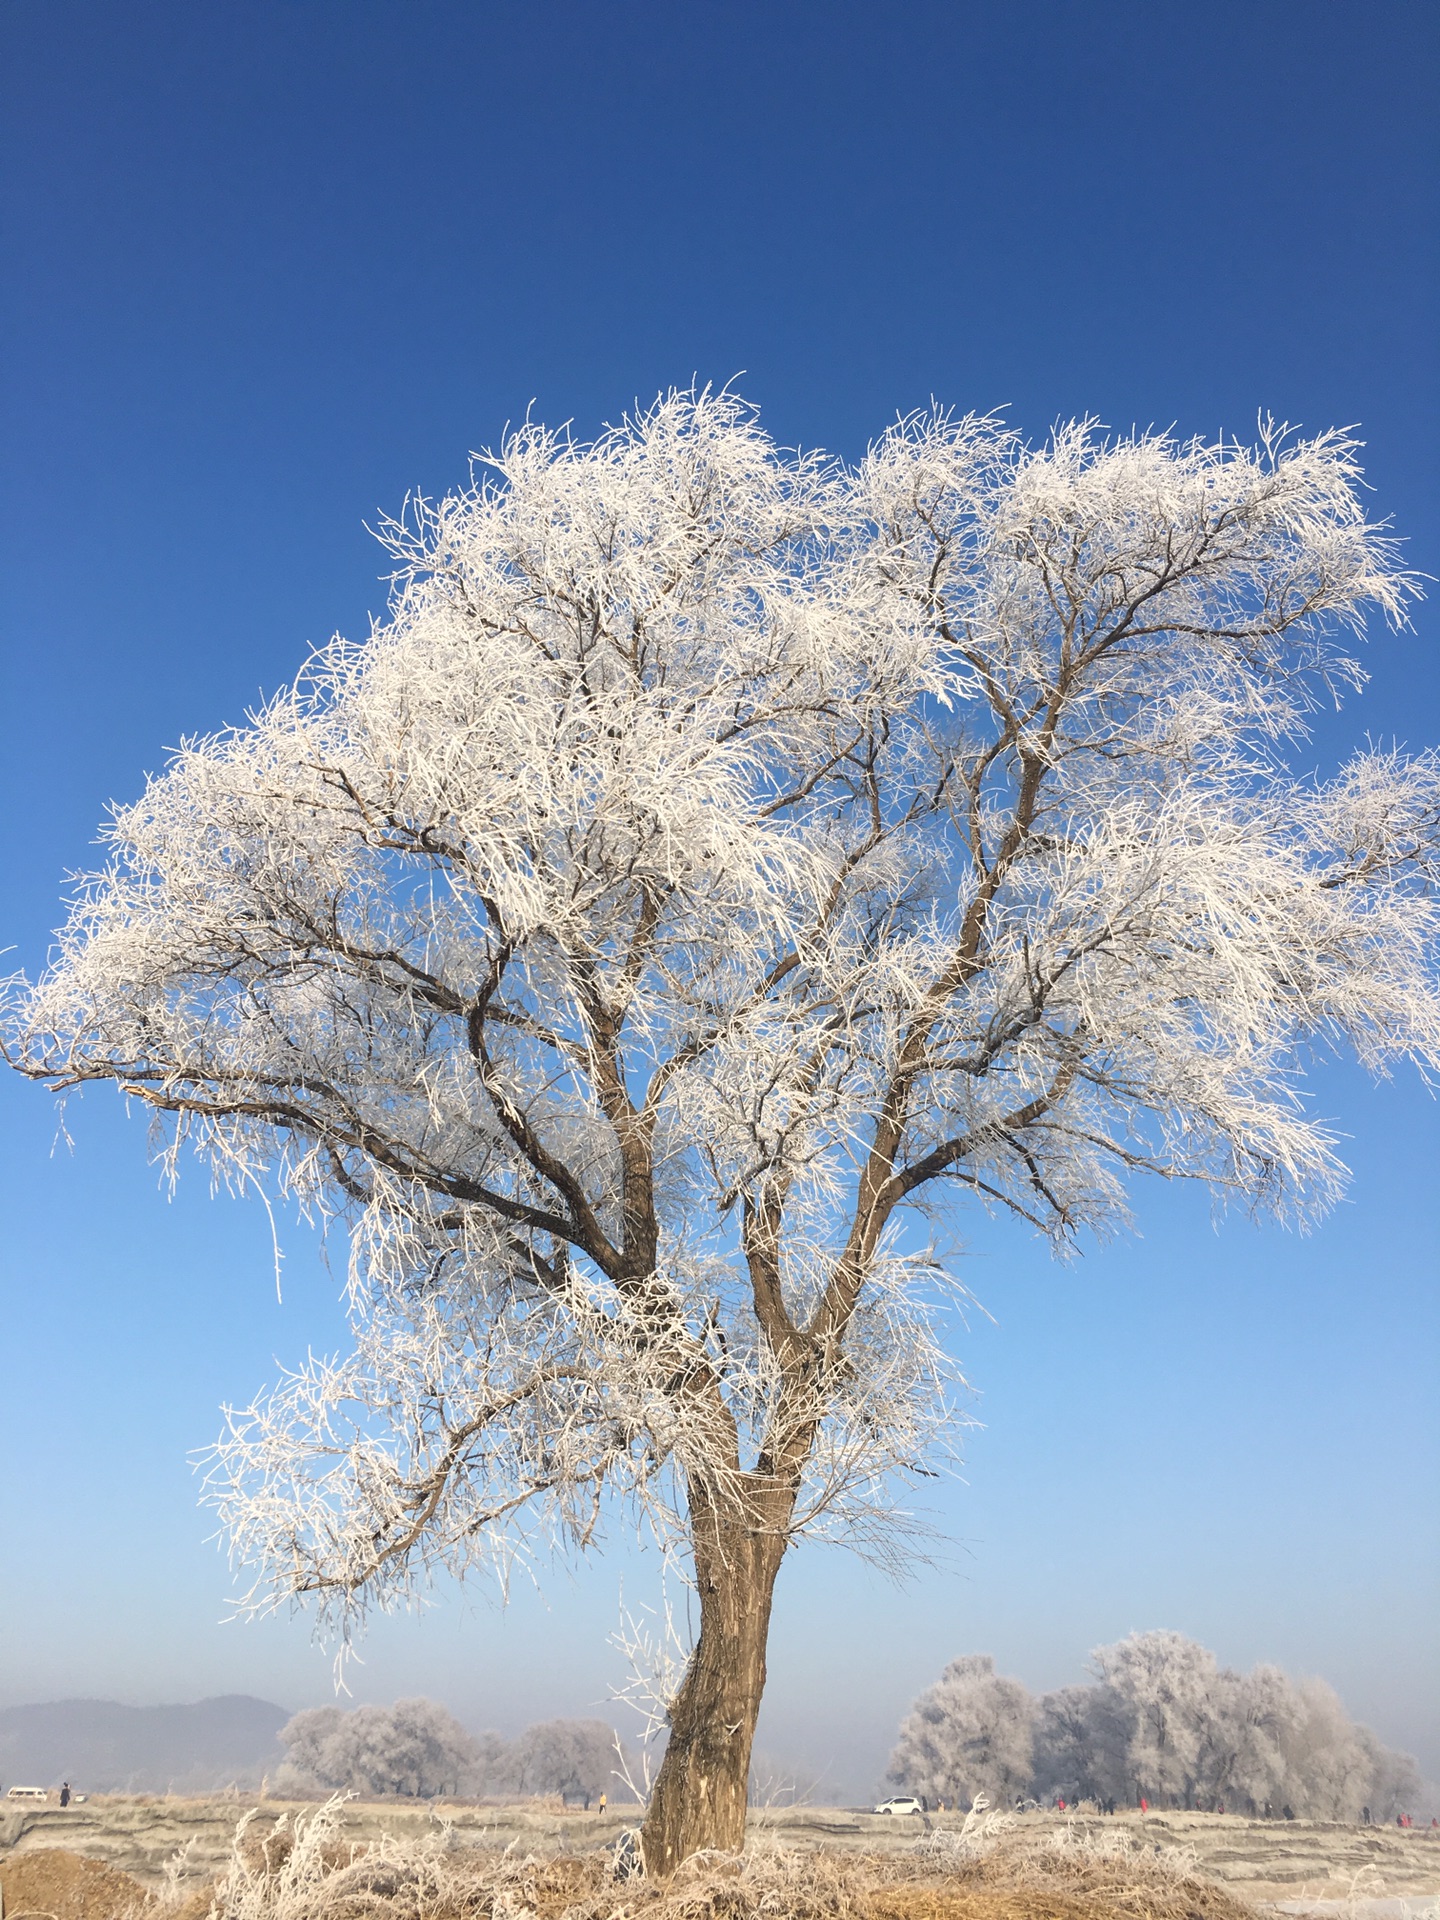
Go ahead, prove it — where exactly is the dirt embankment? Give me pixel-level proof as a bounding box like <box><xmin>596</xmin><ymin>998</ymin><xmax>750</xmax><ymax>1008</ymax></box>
<box><xmin>0</xmin><ymin>1799</ymin><xmax>1436</xmax><ymax>1906</ymax></box>
<box><xmin>0</xmin><ymin>1846</ymin><xmax>157</xmax><ymax>1920</ymax></box>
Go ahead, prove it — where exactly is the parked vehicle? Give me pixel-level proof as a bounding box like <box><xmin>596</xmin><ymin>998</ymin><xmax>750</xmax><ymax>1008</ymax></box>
<box><xmin>5</xmin><ymin>1786</ymin><xmax>50</xmax><ymax>1801</ymax></box>
<box><xmin>873</xmin><ymin>1795</ymin><xmax>924</xmax><ymax>1815</ymax></box>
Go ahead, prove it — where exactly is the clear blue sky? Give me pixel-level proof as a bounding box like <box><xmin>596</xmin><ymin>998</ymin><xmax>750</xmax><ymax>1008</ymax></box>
<box><xmin>1</xmin><ymin>1</ymin><xmax>1436</xmax><ymax>1800</ymax></box>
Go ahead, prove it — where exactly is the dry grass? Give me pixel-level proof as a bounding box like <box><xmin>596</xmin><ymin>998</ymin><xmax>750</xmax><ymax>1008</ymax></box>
<box><xmin>121</xmin><ymin>1799</ymin><xmax>1266</xmax><ymax>1920</ymax></box>
<box><xmin>10</xmin><ymin>1799</ymin><xmax>1437</xmax><ymax>1920</ymax></box>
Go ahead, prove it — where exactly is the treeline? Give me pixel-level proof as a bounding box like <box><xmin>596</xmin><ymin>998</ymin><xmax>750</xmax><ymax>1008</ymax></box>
<box><xmin>889</xmin><ymin>1632</ymin><xmax>1425</xmax><ymax>1821</ymax></box>
<box><xmin>275</xmin><ymin>1699</ymin><xmax>621</xmax><ymax>1806</ymax></box>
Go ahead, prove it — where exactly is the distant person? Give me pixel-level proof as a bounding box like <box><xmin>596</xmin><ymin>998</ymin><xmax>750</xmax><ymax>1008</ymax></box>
<box><xmin>1282</xmin><ymin>1806</ymin><xmax>1295</xmax><ymax>1822</ymax></box>
<box><xmin>597</xmin><ymin>1792</ymin><xmax>606</xmax><ymax>1817</ymax></box>
<box><xmin>59</xmin><ymin>1783</ymin><xmax>71</xmax><ymax>1808</ymax></box>
<box><xmin>1140</xmin><ymin>1796</ymin><xmax>1149</xmax><ymax>1815</ymax></box>
<box><xmin>1363</xmin><ymin>1807</ymin><xmax>1372</xmax><ymax>1825</ymax></box>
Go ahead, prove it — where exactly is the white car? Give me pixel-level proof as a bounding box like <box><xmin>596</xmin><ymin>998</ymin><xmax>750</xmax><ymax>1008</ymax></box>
<box><xmin>5</xmin><ymin>1786</ymin><xmax>50</xmax><ymax>1802</ymax></box>
<box><xmin>873</xmin><ymin>1795</ymin><xmax>924</xmax><ymax>1815</ymax></box>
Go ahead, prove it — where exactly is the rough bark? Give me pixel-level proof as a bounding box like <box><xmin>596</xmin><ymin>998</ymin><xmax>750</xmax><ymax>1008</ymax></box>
<box><xmin>639</xmin><ymin>1485</ymin><xmax>791</xmax><ymax>1875</ymax></box>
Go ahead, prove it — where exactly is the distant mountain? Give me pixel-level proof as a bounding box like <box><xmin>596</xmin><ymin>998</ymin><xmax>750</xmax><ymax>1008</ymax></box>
<box><xmin>0</xmin><ymin>1695</ymin><xmax>290</xmax><ymax>1792</ymax></box>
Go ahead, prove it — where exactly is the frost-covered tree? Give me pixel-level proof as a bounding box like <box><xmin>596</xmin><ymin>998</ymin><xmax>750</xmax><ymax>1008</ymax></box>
<box><xmin>1280</xmin><ymin>1677</ymin><xmax>1385</xmax><ymax>1821</ymax></box>
<box><xmin>275</xmin><ymin>1705</ymin><xmax>346</xmax><ymax>1791</ymax></box>
<box><xmin>1216</xmin><ymin>1662</ymin><xmax>1298</xmax><ymax>1812</ymax></box>
<box><xmin>7</xmin><ymin>392</ymin><xmax>1439</xmax><ymax>1869</ymax></box>
<box><xmin>510</xmin><ymin>1718</ymin><xmax>620</xmax><ymax>1807</ymax></box>
<box><xmin>1090</xmin><ymin>1629</ymin><xmax>1227</xmax><ymax>1806</ymax></box>
<box><xmin>276</xmin><ymin>1698</ymin><xmax>482</xmax><ymax>1798</ymax></box>
<box><xmin>468</xmin><ymin>1728</ymin><xmax>514</xmax><ymax>1799</ymax></box>
<box><xmin>1041</xmin><ymin>1633</ymin><xmax>1425</xmax><ymax>1816</ymax></box>
<box><xmin>1358</xmin><ymin>1728</ymin><xmax>1425</xmax><ymax>1824</ymax></box>
<box><xmin>888</xmin><ymin>1654</ymin><xmax>1034</xmax><ymax>1807</ymax></box>
<box><xmin>903</xmin><ymin>1633</ymin><xmax>1424</xmax><ymax>1817</ymax></box>
<box><xmin>1032</xmin><ymin>1682</ymin><xmax>1118</xmax><ymax>1803</ymax></box>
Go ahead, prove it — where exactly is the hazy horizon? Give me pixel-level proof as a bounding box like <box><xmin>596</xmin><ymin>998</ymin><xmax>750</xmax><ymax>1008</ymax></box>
<box><xmin>3</xmin><ymin>1612</ymin><xmax>1435</xmax><ymax>1809</ymax></box>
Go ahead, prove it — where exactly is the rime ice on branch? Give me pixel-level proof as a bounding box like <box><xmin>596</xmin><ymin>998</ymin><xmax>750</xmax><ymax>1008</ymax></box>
<box><xmin>6</xmin><ymin>392</ymin><xmax>1438</xmax><ymax>1868</ymax></box>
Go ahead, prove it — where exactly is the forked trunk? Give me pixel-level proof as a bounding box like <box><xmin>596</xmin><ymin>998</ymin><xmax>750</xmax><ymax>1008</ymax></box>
<box><xmin>639</xmin><ymin>1487</ymin><xmax>790</xmax><ymax>1875</ymax></box>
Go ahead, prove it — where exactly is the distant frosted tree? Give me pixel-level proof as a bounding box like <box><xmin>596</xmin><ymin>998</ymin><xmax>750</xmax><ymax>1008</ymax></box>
<box><xmin>9</xmin><ymin>391</ymin><xmax>1438</xmax><ymax>1868</ymax></box>
<box><xmin>1359</xmin><ymin>1728</ymin><xmax>1424</xmax><ymax>1823</ymax></box>
<box><xmin>1032</xmin><ymin>1683</ymin><xmax>1116</xmax><ymax>1802</ymax></box>
<box><xmin>1282</xmin><ymin>1678</ymin><xmax>1381</xmax><ymax>1822</ymax></box>
<box><xmin>903</xmin><ymin>1633</ymin><xmax>1423</xmax><ymax>1816</ymax></box>
<box><xmin>888</xmin><ymin>1654</ymin><xmax>1034</xmax><ymax>1807</ymax></box>
<box><xmin>509</xmin><ymin>1718</ymin><xmax>619</xmax><ymax>1807</ymax></box>
<box><xmin>276</xmin><ymin>1698</ymin><xmax>481</xmax><ymax>1798</ymax></box>
<box><xmin>468</xmin><ymin>1728</ymin><xmax>513</xmax><ymax>1798</ymax></box>
<box><xmin>1220</xmin><ymin>1665</ymin><xmax>1394</xmax><ymax>1820</ymax></box>
<box><xmin>1091</xmin><ymin>1630</ymin><xmax>1228</xmax><ymax>1806</ymax></box>
<box><xmin>274</xmin><ymin>1705</ymin><xmax>347</xmax><ymax>1792</ymax></box>
<box><xmin>1219</xmin><ymin>1662</ymin><xmax>1299</xmax><ymax>1812</ymax></box>
<box><xmin>1070</xmin><ymin>1633</ymin><xmax>1424</xmax><ymax>1816</ymax></box>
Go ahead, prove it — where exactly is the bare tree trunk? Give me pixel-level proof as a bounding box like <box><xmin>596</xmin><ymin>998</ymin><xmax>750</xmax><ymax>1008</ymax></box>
<box><xmin>639</xmin><ymin>1484</ymin><xmax>790</xmax><ymax>1875</ymax></box>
